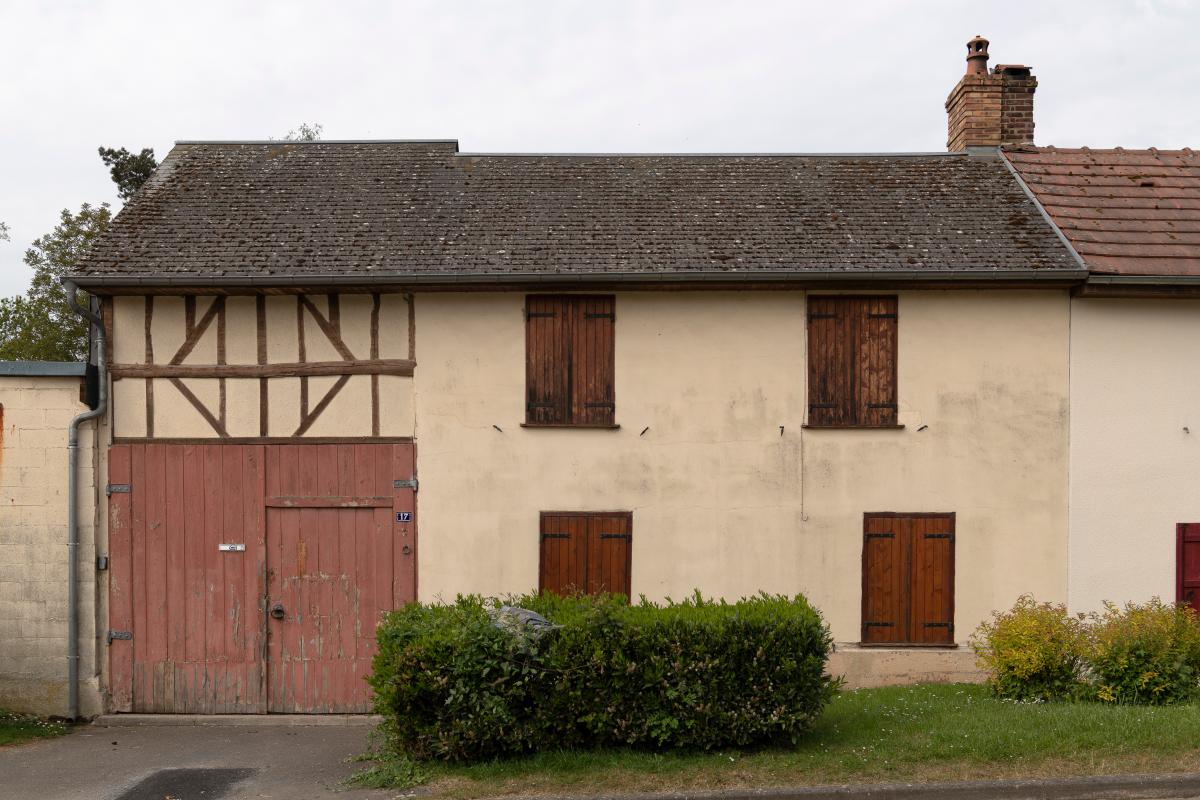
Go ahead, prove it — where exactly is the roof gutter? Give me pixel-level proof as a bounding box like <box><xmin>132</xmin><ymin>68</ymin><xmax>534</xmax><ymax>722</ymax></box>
<box><xmin>67</xmin><ymin>268</ymin><xmax>1087</xmax><ymax>289</ymax></box>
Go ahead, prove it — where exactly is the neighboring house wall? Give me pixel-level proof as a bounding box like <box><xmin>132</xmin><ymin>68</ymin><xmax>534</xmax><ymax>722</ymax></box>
<box><xmin>1069</xmin><ymin>298</ymin><xmax>1200</xmax><ymax>613</ymax></box>
<box><xmin>414</xmin><ymin>290</ymin><xmax>1070</xmax><ymax>651</ymax></box>
<box><xmin>0</xmin><ymin>369</ymin><xmax>101</xmax><ymax>716</ymax></box>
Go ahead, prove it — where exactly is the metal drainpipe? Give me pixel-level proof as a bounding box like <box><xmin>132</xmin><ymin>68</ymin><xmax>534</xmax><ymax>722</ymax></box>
<box><xmin>63</xmin><ymin>279</ymin><xmax>107</xmax><ymax>721</ymax></box>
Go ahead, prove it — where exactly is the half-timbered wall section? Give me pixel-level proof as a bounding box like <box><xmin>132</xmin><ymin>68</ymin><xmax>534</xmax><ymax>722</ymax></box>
<box><xmin>108</xmin><ymin>294</ymin><xmax>414</xmax><ymax>439</ymax></box>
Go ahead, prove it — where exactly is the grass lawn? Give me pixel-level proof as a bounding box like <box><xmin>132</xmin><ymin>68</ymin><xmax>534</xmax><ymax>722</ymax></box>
<box><xmin>0</xmin><ymin>709</ymin><xmax>70</xmax><ymax>747</ymax></box>
<box><xmin>359</xmin><ymin>683</ymin><xmax>1200</xmax><ymax>797</ymax></box>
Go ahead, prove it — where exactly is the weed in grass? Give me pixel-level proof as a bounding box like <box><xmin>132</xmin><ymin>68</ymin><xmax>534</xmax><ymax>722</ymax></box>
<box><xmin>0</xmin><ymin>710</ymin><xmax>70</xmax><ymax>747</ymax></box>
<box><xmin>348</xmin><ymin>753</ymin><xmax>430</xmax><ymax>790</ymax></box>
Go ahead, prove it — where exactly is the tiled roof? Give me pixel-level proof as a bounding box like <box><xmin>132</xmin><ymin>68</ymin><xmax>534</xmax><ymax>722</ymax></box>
<box><xmin>74</xmin><ymin>141</ymin><xmax>1079</xmax><ymax>285</ymax></box>
<box><xmin>1004</xmin><ymin>146</ymin><xmax>1200</xmax><ymax>276</ymax></box>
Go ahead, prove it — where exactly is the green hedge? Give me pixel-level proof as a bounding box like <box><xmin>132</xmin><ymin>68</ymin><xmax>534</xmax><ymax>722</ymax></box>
<box><xmin>370</xmin><ymin>592</ymin><xmax>839</xmax><ymax>762</ymax></box>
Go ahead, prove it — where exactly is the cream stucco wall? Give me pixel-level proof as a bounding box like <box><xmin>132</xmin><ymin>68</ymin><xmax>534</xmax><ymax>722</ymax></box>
<box><xmin>0</xmin><ymin>375</ymin><xmax>102</xmax><ymax>716</ymax></box>
<box><xmin>1069</xmin><ymin>298</ymin><xmax>1200</xmax><ymax>614</ymax></box>
<box><xmin>414</xmin><ymin>290</ymin><xmax>1070</xmax><ymax>644</ymax></box>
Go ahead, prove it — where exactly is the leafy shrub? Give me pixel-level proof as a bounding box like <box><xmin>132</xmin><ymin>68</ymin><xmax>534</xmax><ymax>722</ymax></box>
<box><xmin>1085</xmin><ymin>599</ymin><xmax>1200</xmax><ymax>705</ymax></box>
<box><xmin>970</xmin><ymin>595</ymin><xmax>1086</xmax><ymax>701</ymax></box>
<box><xmin>370</xmin><ymin>592</ymin><xmax>839</xmax><ymax>762</ymax></box>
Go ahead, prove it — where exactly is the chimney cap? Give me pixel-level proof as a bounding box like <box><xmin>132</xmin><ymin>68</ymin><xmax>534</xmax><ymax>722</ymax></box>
<box><xmin>966</xmin><ymin>35</ymin><xmax>990</xmax><ymax>75</ymax></box>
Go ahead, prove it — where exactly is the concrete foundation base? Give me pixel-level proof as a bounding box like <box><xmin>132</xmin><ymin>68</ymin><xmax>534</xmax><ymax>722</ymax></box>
<box><xmin>827</xmin><ymin>644</ymin><xmax>983</xmax><ymax>688</ymax></box>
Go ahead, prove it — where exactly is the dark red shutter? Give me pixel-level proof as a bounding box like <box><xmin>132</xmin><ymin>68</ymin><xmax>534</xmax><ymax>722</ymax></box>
<box><xmin>862</xmin><ymin>514</ymin><xmax>905</xmax><ymax>643</ymax></box>
<box><xmin>856</xmin><ymin>297</ymin><xmax>898</xmax><ymax>427</ymax></box>
<box><xmin>571</xmin><ymin>297</ymin><xmax>616</xmax><ymax>426</ymax></box>
<box><xmin>1178</xmin><ymin>524</ymin><xmax>1200</xmax><ymax>614</ymax></box>
<box><xmin>586</xmin><ymin>513</ymin><xmax>632</xmax><ymax>598</ymax></box>
<box><xmin>909</xmin><ymin>515</ymin><xmax>955</xmax><ymax>645</ymax></box>
<box><xmin>540</xmin><ymin>514</ymin><xmax>586</xmax><ymax>595</ymax></box>
<box><xmin>526</xmin><ymin>297</ymin><xmax>569</xmax><ymax>424</ymax></box>
<box><xmin>807</xmin><ymin>297</ymin><xmax>853</xmax><ymax>426</ymax></box>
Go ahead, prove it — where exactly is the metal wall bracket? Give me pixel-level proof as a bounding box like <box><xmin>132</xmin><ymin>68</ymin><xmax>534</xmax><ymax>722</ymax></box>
<box><xmin>106</xmin><ymin>630</ymin><xmax>132</xmax><ymax>645</ymax></box>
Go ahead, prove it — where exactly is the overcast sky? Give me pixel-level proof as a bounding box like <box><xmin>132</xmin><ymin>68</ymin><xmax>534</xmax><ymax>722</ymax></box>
<box><xmin>1</xmin><ymin>0</ymin><xmax>1196</xmax><ymax>297</ymax></box>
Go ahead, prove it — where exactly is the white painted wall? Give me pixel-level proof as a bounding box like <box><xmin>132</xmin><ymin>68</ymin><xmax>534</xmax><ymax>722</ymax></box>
<box><xmin>1069</xmin><ymin>298</ymin><xmax>1200</xmax><ymax>613</ymax></box>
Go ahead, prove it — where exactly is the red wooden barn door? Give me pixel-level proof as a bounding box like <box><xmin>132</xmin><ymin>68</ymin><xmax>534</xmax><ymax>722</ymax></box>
<box><xmin>107</xmin><ymin>443</ymin><xmax>267</xmax><ymax>713</ymax></box>
<box><xmin>108</xmin><ymin>442</ymin><xmax>415</xmax><ymax>714</ymax></box>
<box><xmin>1178</xmin><ymin>524</ymin><xmax>1200</xmax><ymax>613</ymax></box>
<box><xmin>264</xmin><ymin>443</ymin><xmax>415</xmax><ymax>713</ymax></box>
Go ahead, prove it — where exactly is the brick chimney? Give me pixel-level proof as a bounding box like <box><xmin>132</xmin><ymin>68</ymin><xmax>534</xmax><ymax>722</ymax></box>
<box><xmin>945</xmin><ymin>36</ymin><xmax>1037</xmax><ymax>150</ymax></box>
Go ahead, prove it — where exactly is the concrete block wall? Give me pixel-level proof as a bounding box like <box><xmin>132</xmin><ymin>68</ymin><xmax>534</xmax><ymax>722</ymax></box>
<box><xmin>0</xmin><ymin>373</ymin><xmax>101</xmax><ymax>716</ymax></box>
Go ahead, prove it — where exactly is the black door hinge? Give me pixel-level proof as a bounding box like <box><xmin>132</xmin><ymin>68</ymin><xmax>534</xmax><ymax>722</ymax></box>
<box><xmin>863</xmin><ymin>621</ymin><xmax>894</xmax><ymax>628</ymax></box>
<box><xmin>599</xmin><ymin>533</ymin><xmax>632</xmax><ymax>540</ymax></box>
<box><xmin>106</xmin><ymin>484</ymin><xmax>131</xmax><ymax>496</ymax></box>
<box><xmin>541</xmin><ymin>533</ymin><xmax>570</xmax><ymax>540</ymax></box>
<box><xmin>924</xmin><ymin>533</ymin><xmax>954</xmax><ymax>540</ymax></box>
<box><xmin>393</xmin><ymin>478</ymin><xmax>418</xmax><ymax>492</ymax></box>
<box><xmin>106</xmin><ymin>630</ymin><xmax>132</xmax><ymax>645</ymax></box>
<box><xmin>865</xmin><ymin>532</ymin><xmax>895</xmax><ymax>539</ymax></box>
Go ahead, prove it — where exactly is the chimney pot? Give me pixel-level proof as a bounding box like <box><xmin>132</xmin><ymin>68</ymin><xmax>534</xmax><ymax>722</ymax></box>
<box><xmin>966</xmin><ymin>35</ymin><xmax>990</xmax><ymax>74</ymax></box>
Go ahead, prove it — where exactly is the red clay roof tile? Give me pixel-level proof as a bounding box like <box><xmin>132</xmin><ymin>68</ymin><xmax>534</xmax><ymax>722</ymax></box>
<box><xmin>1004</xmin><ymin>147</ymin><xmax>1200</xmax><ymax>276</ymax></box>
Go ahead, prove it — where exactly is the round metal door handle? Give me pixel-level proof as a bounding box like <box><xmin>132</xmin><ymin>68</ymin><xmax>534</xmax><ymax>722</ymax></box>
<box><xmin>270</xmin><ymin>602</ymin><xmax>285</xmax><ymax>620</ymax></box>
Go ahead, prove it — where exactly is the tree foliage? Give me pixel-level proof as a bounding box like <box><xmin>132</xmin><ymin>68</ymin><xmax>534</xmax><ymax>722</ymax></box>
<box><xmin>98</xmin><ymin>146</ymin><xmax>158</xmax><ymax>201</ymax></box>
<box><xmin>283</xmin><ymin>122</ymin><xmax>323</xmax><ymax>141</ymax></box>
<box><xmin>0</xmin><ymin>204</ymin><xmax>110</xmax><ymax>361</ymax></box>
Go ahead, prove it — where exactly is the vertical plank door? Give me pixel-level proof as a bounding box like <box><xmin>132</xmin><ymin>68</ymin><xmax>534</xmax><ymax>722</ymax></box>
<box><xmin>264</xmin><ymin>443</ymin><xmax>415</xmax><ymax>713</ymax></box>
<box><xmin>108</xmin><ymin>444</ymin><xmax>267</xmax><ymax>713</ymax></box>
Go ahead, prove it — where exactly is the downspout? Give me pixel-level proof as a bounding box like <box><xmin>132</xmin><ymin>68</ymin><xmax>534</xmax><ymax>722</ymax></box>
<box><xmin>64</xmin><ymin>279</ymin><xmax>107</xmax><ymax>720</ymax></box>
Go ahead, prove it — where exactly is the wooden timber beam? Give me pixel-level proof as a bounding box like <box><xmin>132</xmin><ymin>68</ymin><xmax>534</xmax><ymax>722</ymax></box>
<box><xmin>110</xmin><ymin>359</ymin><xmax>415</xmax><ymax>379</ymax></box>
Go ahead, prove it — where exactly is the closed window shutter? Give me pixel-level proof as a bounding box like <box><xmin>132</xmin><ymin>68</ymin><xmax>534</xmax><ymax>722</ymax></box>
<box><xmin>1178</xmin><ymin>524</ymin><xmax>1200</xmax><ymax>613</ymax></box>
<box><xmin>571</xmin><ymin>297</ymin><xmax>616</xmax><ymax>426</ymax></box>
<box><xmin>861</xmin><ymin>515</ymin><xmax>905</xmax><ymax>643</ymax></box>
<box><xmin>539</xmin><ymin>514</ymin><xmax>586</xmax><ymax>595</ymax></box>
<box><xmin>910</xmin><ymin>516</ymin><xmax>955</xmax><ymax>645</ymax></box>
<box><xmin>586</xmin><ymin>513</ymin><xmax>632</xmax><ymax>597</ymax></box>
<box><xmin>862</xmin><ymin>513</ymin><xmax>955</xmax><ymax>645</ymax></box>
<box><xmin>807</xmin><ymin>297</ymin><xmax>854</xmax><ymax>426</ymax></box>
<box><xmin>856</xmin><ymin>297</ymin><xmax>898</xmax><ymax>426</ymax></box>
<box><xmin>526</xmin><ymin>297</ymin><xmax>569</xmax><ymax>424</ymax></box>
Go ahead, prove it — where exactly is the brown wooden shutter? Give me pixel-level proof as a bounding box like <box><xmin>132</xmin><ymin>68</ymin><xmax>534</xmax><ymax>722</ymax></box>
<box><xmin>807</xmin><ymin>297</ymin><xmax>853</xmax><ymax>427</ymax></box>
<box><xmin>910</xmin><ymin>515</ymin><xmax>955</xmax><ymax>645</ymax></box>
<box><xmin>1178</xmin><ymin>523</ymin><xmax>1200</xmax><ymax>614</ymax></box>
<box><xmin>586</xmin><ymin>513</ymin><xmax>632</xmax><ymax>598</ymax></box>
<box><xmin>861</xmin><ymin>514</ymin><xmax>905</xmax><ymax>643</ymax></box>
<box><xmin>526</xmin><ymin>297</ymin><xmax>569</xmax><ymax>424</ymax></box>
<box><xmin>571</xmin><ymin>296</ymin><xmax>616</xmax><ymax>426</ymax></box>
<box><xmin>862</xmin><ymin>512</ymin><xmax>955</xmax><ymax>645</ymax></box>
<box><xmin>539</xmin><ymin>514</ymin><xmax>586</xmax><ymax>595</ymax></box>
<box><xmin>856</xmin><ymin>297</ymin><xmax>898</xmax><ymax>427</ymax></box>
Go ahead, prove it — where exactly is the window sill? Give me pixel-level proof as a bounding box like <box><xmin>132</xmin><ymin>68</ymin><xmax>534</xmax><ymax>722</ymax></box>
<box><xmin>520</xmin><ymin>423</ymin><xmax>621</xmax><ymax>430</ymax></box>
<box><xmin>802</xmin><ymin>424</ymin><xmax>906</xmax><ymax>430</ymax></box>
<box><xmin>854</xmin><ymin>642</ymin><xmax>958</xmax><ymax>649</ymax></box>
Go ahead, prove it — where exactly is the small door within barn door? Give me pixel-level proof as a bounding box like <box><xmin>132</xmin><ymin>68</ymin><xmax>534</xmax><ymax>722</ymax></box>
<box><xmin>1178</xmin><ymin>524</ymin><xmax>1200</xmax><ymax>613</ymax></box>
<box><xmin>264</xmin><ymin>444</ymin><xmax>415</xmax><ymax>713</ymax></box>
